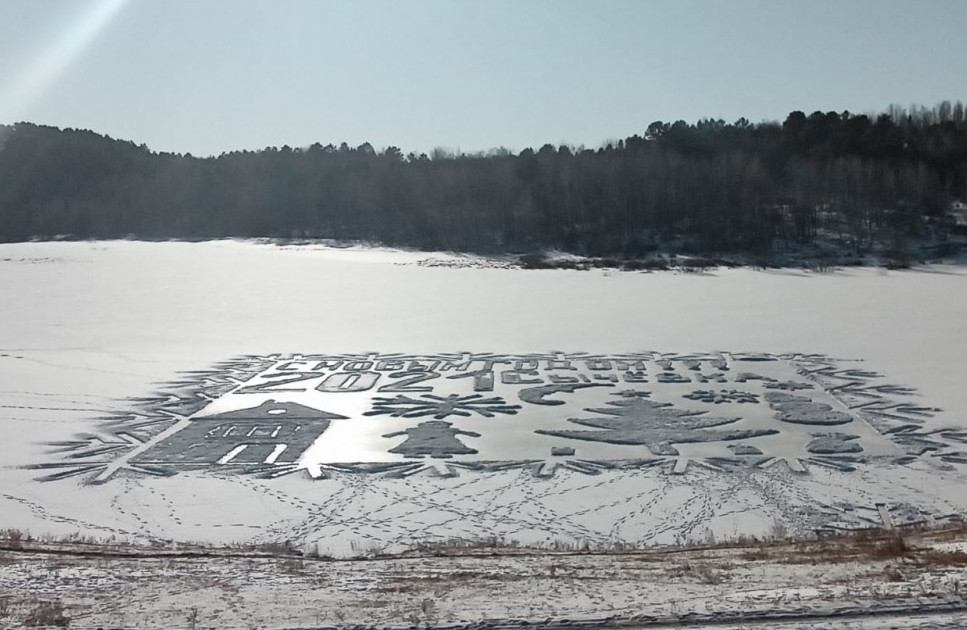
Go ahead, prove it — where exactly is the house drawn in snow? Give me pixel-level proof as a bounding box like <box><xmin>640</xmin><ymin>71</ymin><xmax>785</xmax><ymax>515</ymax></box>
<box><xmin>133</xmin><ymin>400</ymin><xmax>346</xmax><ymax>468</ymax></box>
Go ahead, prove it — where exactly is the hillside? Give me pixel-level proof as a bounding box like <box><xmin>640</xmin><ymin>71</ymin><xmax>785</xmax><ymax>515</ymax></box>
<box><xmin>3</xmin><ymin>103</ymin><xmax>967</xmax><ymax>263</ymax></box>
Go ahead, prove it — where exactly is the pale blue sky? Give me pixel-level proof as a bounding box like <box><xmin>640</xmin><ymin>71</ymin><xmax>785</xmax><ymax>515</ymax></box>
<box><xmin>0</xmin><ymin>0</ymin><xmax>964</xmax><ymax>156</ymax></box>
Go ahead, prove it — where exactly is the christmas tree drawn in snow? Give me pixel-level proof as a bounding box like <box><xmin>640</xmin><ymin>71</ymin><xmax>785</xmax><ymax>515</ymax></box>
<box><xmin>535</xmin><ymin>392</ymin><xmax>778</xmax><ymax>456</ymax></box>
<box><xmin>382</xmin><ymin>421</ymin><xmax>481</xmax><ymax>459</ymax></box>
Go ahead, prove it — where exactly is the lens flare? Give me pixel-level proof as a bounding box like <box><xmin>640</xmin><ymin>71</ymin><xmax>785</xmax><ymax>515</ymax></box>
<box><xmin>0</xmin><ymin>0</ymin><xmax>132</xmax><ymax>120</ymax></box>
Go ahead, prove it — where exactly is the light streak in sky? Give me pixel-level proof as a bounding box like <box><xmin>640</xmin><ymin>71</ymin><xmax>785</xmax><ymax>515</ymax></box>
<box><xmin>0</xmin><ymin>0</ymin><xmax>132</xmax><ymax>120</ymax></box>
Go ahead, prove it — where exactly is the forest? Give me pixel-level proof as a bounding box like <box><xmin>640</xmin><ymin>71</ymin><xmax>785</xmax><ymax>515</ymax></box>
<box><xmin>1</xmin><ymin>103</ymin><xmax>966</xmax><ymax>260</ymax></box>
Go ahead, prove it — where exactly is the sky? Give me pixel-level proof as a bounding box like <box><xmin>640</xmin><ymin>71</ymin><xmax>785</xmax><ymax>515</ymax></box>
<box><xmin>0</xmin><ymin>0</ymin><xmax>965</xmax><ymax>157</ymax></box>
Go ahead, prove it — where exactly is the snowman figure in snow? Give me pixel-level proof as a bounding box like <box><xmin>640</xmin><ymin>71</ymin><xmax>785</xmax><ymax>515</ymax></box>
<box><xmin>382</xmin><ymin>420</ymin><xmax>481</xmax><ymax>459</ymax></box>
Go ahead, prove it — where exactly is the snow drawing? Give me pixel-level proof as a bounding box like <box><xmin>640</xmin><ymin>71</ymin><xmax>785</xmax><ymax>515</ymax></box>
<box><xmin>365</xmin><ymin>393</ymin><xmax>521</xmax><ymax>419</ymax></box>
<box><xmin>765</xmin><ymin>391</ymin><xmax>853</xmax><ymax>425</ymax></box>
<box><xmin>682</xmin><ymin>389</ymin><xmax>760</xmax><ymax>404</ymax></box>
<box><xmin>134</xmin><ymin>399</ymin><xmax>347</xmax><ymax>466</ymax></box>
<box><xmin>383</xmin><ymin>421</ymin><xmax>481</xmax><ymax>458</ymax></box>
<box><xmin>807</xmin><ymin>432</ymin><xmax>864</xmax><ymax>454</ymax></box>
<box><xmin>27</xmin><ymin>352</ymin><xmax>961</xmax><ymax>482</ymax></box>
<box><xmin>728</xmin><ymin>443</ymin><xmax>764</xmax><ymax>455</ymax></box>
<box><xmin>535</xmin><ymin>391</ymin><xmax>777</xmax><ymax>456</ymax></box>
<box><xmin>764</xmin><ymin>380</ymin><xmax>814</xmax><ymax>391</ymax></box>
<box><xmin>518</xmin><ymin>382</ymin><xmax>615</xmax><ymax>405</ymax></box>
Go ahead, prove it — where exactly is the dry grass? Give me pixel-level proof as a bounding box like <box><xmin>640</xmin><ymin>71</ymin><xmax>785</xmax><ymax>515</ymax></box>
<box><xmin>883</xmin><ymin>567</ymin><xmax>906</xmax><ymax>582</ymax></box>
<box><xmin>731</xmin><ymin>524</ymin><xmax>967</xmax><ymax>568</ymax></box>
<box><xmin>2</xmin><ymin>519</ymin><xmax>965</xmax><ymax>571</ymax></box>
<box><xmin>914</xmin><ymin>549</ymin><xmax>967</xmax><ymax>567</ymax></box>
<box><xmin>738</xmin><ymin>548</ymin><xmax>771</xmax><ymax>561</ymax></box>
<box><xmin>1</xmin><ymin>522</ymin><xmax>965</xmax><ymax>628</ymax></box>
<box><xmin>22</xmin><ymin>599</ymin><xmax>70</xmax><ymax>628</ymax></box>
<box><xmin>676</xmin><ymin>561</ymin><xmax>729</xmax><ymax>584</ymax></box>
<box><xmin>253</xmin><ymin>540</ymin><xmax>299</xmax><ymax>555</ymax></box>
<box><xmin>0</xmin><ymin>529</ymin><xmax>28</xmax><ymax>550</ymax></box>
<box><xmin>867</xmin><ymin>533</ymin><xmax>912</xmax><ymax>559</ymax></box>
<box><xmin>277</xmin><ymin>557</ymin><xmax>305</xmax><ymax>573</ymax></box>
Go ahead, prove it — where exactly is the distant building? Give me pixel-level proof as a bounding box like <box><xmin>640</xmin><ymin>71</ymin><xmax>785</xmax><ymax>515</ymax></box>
<box><xmin>949</xmin><ymin>201</ymin><xmax>967</xmax><ymax>227</ymax></box>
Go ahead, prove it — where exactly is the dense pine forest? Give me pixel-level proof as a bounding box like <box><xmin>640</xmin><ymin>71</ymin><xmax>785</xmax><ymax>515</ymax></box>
<box><xmin>2</xmin><ymin>103</ymin><xmax>966</xmax><ymax>260</ymax></box>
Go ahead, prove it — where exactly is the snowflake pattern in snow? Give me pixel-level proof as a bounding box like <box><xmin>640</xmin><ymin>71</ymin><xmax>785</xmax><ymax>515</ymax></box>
<box><xmin>365</xmin><ymin>393</ymin><xmax>521</xmax><ymax>419</ymax></box>
<box><xmin>764</xmin><ymin>381</ymin><xmax>815</xmax><ymax>391</ymax></box>
<box><xmin>682</xmin><ymin>389</ymin><xmax>760</xmax><ymax>404</ymax></box>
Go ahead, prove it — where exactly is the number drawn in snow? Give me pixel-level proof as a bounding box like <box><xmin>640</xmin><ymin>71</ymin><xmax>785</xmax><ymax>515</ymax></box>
<box><xmin>26</xmin><ymin>352</ymin><xmax>961</xmax><ymax>483</ymax></box>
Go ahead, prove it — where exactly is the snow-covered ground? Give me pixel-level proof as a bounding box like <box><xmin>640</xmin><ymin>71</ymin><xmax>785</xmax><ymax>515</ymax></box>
<box><xmin>2</xmin><ymin>241</ymin><xmax>967</xmax><ymax>546</ymax></box>
<box><xmin>2</xmin><ymin>240</ymin><xmax>967</xmax><ymax>626</ymax></box>
<box><xmin>2</xmin><ymin>532</ymin><xmax>966</xmax><ymax>629</ymax></box>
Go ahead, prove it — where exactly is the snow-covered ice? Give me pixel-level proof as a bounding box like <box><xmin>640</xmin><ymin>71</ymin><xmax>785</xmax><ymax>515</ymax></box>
<box><xmin>2</xmin><ymin>240</ymin><xmax>967</xmax><ymax>556</ymax></box>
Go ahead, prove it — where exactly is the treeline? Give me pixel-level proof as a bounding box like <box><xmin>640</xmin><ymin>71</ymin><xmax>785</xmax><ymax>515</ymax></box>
<box><xmin>2</xmin><ymin>102</ymin><xmax>967</xmax><ymax>256</ymax></box>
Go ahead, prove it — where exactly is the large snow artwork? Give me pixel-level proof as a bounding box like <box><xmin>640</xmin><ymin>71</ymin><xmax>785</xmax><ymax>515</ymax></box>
<box><xmin>30</xmin><ymin>352</ymin><xmax>965</xmax><ymax>483</ymax></box>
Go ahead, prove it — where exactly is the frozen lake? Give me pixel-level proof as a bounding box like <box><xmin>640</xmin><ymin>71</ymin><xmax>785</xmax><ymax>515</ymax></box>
<box><xmin>2</xmin><ymin>240</ymin><xmax>966</xmax><ymax>556</ymax></box>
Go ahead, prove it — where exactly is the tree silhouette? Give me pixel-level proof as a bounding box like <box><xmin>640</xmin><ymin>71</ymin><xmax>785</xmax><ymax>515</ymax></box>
<box><xmin>2</xmin><ymin>101</ymin><xmax>966</xmax><ymax>258</ymax></box>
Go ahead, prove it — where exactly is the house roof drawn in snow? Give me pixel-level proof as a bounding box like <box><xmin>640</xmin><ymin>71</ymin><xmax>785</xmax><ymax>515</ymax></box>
<box><xmin>197</xmin><ymin>399</ymin><xmax>348</xmax><ymax>422</ymax></box>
